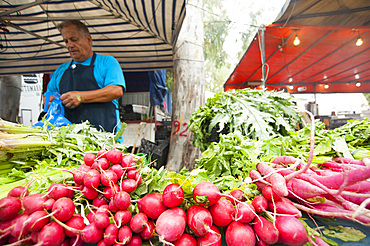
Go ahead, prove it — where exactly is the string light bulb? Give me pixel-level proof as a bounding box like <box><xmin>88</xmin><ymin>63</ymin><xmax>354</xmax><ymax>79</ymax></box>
<box><xmin>324</xmin><ymin>84</ymin><xmax>329</xmax><ymax>89</ymax></box>
<box><xmin>293</xmin><ymin>34</ymin><xmax>300</xmax><ymax>46</ymax></box>
<box><xmin>356</xmin><ymin>37</ymin><xmax>363</xmax><ymax>46</ymax></box>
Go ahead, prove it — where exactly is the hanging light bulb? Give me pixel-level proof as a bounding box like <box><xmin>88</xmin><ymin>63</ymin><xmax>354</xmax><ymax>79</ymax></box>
<box><xmin>356</xmin><ymin>37</ymin><xmax>363</xmax><ymax>46</ymax></box>
<box><xmin>293</xmin><ymin>34</ymin><xmax>300</xmax><ymax>46</ymax></box>
<box><xmin>356</xmin><ymin>82</ymin><xmax>361</xmax><ymax>87</ymax></box>
<box><xmin>324</xmin><ymin>84</ymin><xmax>329</xmax><ymax>89</ymax></box>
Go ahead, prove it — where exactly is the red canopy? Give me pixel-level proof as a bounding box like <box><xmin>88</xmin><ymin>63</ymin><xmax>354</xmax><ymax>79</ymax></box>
<box><xmin>224</xmin><ymin>23</ymin><xmax>370</xmax><ymax>93</ymax></box>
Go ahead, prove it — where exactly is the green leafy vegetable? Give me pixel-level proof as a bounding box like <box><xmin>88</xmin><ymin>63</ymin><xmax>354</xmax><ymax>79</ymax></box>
<box><xmin>189</xmin><ymin>88</ymin><xmax>302</xmax><ymax>151</ymax></box>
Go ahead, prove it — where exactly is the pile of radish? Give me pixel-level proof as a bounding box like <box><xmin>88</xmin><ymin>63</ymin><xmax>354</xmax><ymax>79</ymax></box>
<box><xmin>249</xmin><ymin>155</ymin><xmax>370</xmax><ymax>227</ymax></box>
<box><xmin>1</xmin><ymin>142</ymin><xmax>368</xmax><ymax>246</ymax></box>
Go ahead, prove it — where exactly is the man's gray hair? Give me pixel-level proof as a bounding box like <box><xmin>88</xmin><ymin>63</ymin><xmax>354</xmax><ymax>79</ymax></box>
<box><xmin>57</xmin><ymin>20</ymin><xmax>90</xmax><ymax>37</ymax></box>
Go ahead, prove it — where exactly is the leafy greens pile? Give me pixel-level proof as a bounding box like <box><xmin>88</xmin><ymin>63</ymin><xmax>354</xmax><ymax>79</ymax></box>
<box><xmin>195</xmin><ymin>118</ymin><xmax>370</xmax><ymax>180</ymax></box>
<box><xmin>189</xmin><ymin>88</ymin><xmax>302</xmax><ymax>151</ymax></box>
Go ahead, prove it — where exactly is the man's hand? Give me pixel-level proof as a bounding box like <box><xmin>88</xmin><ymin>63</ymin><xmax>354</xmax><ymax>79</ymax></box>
<box><xmin>60</xmin><ymin>91</ymin><xmax>82</xmax><ymax>109</ymax></box>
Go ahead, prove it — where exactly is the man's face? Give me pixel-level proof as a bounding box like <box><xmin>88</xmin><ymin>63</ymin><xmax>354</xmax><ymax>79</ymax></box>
<box><xmin>61</xmin><ymin>24</ymin><xmax>93</xmax><ymax>62</ymax></box>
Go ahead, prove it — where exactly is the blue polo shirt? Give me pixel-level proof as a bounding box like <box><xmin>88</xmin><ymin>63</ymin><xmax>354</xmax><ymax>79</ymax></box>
<box><xmin>47</xmin><ymin>54</ymin><xmax>126</xmax><ymax>132</ymax></box>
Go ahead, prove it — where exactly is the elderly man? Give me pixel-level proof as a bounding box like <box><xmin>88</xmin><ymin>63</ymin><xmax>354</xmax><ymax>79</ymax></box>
<box><xmin>46</xmin><ymin>20</ymin><xmax>125</xmax><ymax>132</ymax></box>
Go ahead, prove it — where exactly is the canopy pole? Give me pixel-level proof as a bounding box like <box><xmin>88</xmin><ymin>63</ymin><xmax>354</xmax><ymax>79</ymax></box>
<box><xmin>260</xmin><ymin>25</ymin><xmax>266</xmax><ymax>90</ymax></box>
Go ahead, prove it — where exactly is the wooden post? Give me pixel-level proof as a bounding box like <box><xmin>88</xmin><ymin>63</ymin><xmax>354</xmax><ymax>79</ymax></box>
<box><xmin>166</xmin><ymin>0</ymin><xmax>205</xmax><ymax>172</ymax></box>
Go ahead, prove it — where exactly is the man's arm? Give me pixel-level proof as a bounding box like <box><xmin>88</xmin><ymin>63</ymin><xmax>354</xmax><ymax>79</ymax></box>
<box><xmin>60</xmin><ymin>84</ymin><xmax>123</xmax><ymax>109</ymax></box>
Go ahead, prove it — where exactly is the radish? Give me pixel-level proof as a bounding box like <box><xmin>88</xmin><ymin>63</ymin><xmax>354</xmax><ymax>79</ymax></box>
<box><xmin>94</xmin><ymin>212</ymin><xmax>110</xmax><ymax>230</ymax></box>
<box><xmin>0</xmin><ymin>214</ymin><xmax>20</xmax><ymax>236</ymax></box>
<box><xmin>97</xmin><ymin>149</ymin><xmax>108</xmax><ymax>158</ymax></box>
<box><xmin>35</xmin><ymin>221</ymin><xmax>65</xmax><ymax>246</ymax></box>
<box><xmin>0</xmin><ymin>196</ymin><xmax>22</xmax><ymax>221</ymax></box>
<box><xmin>267</xmin><ymin>197</ymin><xmax>302</xmax><ymax>218</ymax></box>
<box><xmin>7</xmin><ymin>186</ymin><xmax>29</xmax><ymax>198</ymax></box>
<box><xmin>275</xmin><ymin>216</ymin><xmax>308</xmax><ymax>246</ymax></box>
<box><xmin>249</xmin><ymin>169</ymin><xmax>268</xmax><ymax>191</ymax></box>
<box><xmin>106</xmin><ymin>149</ymin><xmax>123</xmax><ymax>164</ymax></box>
<box><xmin>197</xmin><ymin>225</ymin><xmax>221</xmax><ymax>246</ymax></box>
<box><xmin>52</xmin><ymin>197</ymin><xmax>75</xmax><ymax>222</ymax></box>
<box><xmin>193</xmin><ymin>182</ymin><xmax>221</xmax><ymax>206</ymax></box>
<box><xmin>209</xmin><ymin>198</ymin><xmax>234</xmax><ymax>227</ymax></box>
<box><xmin>87</xmin><ymin>211</ymin><xmax>96</xmax><ymax>224</ymax></box>
<box><xmin>114</xmin><ymin>209</ymin><xmax>132</xmax><ymax>228</ymax></box>
<box><xmin>227</xmin><ymin>189</ymin><xmax>245</xmax><ymax>205</ymax></box>
<box><xmin>174</xmin><ymin>233</ymin><xmax>197</xmax><ymax>246</ymax></box>
<box><xmin>104</xmin><ymin>223</ymin><xmax>119</xmax><ymax>245</ymax></box>
<box><xmin>25</xmin><ymin>210</ymin><xmax>50</xmax><ymax>232</ymax></box>
<box><xmin>84</xmin><ymin>169</ymin><xmax>101</xmax><ymax>188</ymax></box>
<box><xmin>136</xmin><ymin>193</ymin><xmax>166</xmax><ymax>219</ymax></box>
<box><xmin>22</xmin><ymin>193</ymin><xmax>49</xmax><ymax>214</ymax></box>
<box><xmin>111</xmin><ymin>164</ymin><xmax>125</xmax><ymax>179</ymax></box>
<box><xmin>11</xmin><ymin>214</ymin><xmax>30</xmax><ymax>238</ymax></box>
<box><xmin>120</xmin><ymin>179</ymin><xmax>138</xmax><ymax>193</ymax></box>
<box><xmin>56</xmin><ymin>219</ymin><xmax>104</xmax><ymax>244</ymax></box>
<box><xmin>113</xmin><ymin>191</ymin><xmax>131</xmax><ymax>210</ymax></box>
<box><xmin>286</xmin><ymin>178</ymin><xmax>326</xmax><ymax>200</ymax></box>
<box><xmin>118</xmin><ymin>225</ymin><xmax>132</xmax><ymax>244</ymax></box>
<box><xmin>234</xmin><ymin>202</ymin><xmax>255</xmax><ymax>223</ymax></box>
<box><xmin>93</xmin><ymin>157</ymin><xmax>110</xmax><ymax>170</ymax></box>
<box><xmin>127</xmin><ymin>234</ymin><xmax>142</xmax><ymax>246</ymax></box>
<box><xmin>47</xmin><ymin>183</ymin><xmax>71</xmax><ymax>200</ymax></box>
<box><xmin>139</xmin><ymin>220</ymin><xmax>155</xmax><ymax>240</ymax></box>
<box><xmin>262</xmin><ymin>185</ymin><xmax>281</xmax><ymax>201</ymax></box>
<box><xmin>162</xmin><ymin>183</ymin><xmax>184</xmax><ymax>207</ymax></box>
<box><xmin>122</xmin><ymin>155</ymin><xmax>134</xmax><ymax>168</ymax></box>
<box><xmin>126</xmin><ymin>170</ymin><xmax>139</xmax><ymax>180</ymax></box>
<box><xmin>72</xmin><ymin>164</ymin><xmax>91</xmax><ymax>185</ymax></box>
<box><xmin>129</xmin><ymin>212</ymin><xmax>148</xmax><ymax>233</ymax></box>
<box><xmin>103</xmin><ymin>184</ymin><xmax>120</xmax><ymax>199</ymax></box>
<box><xmin>96</xmin><ymin>204</ymin><xmax>110</xmax><ymax>215</ymax></box>
<box><xmin>253</xmin><ymin>215</ymin><xmax>279</xmax><ymax>245</ymax></box>
<box><xmin>84</xmin><ymin>152</ymin><xmax>96</xmax><ymax>166</ymax></box>
<box><xmin>108</xmin><ymin>199</ymin><xmax>119</xmax><ymax>213</ymax></box>
<box><xmin>252</xmin><ymin>195</ymin><xmax>268</xmax><ymax>213</ymax></box>
<box><xmin>313</xmin><ymin>165</ymin><xmax>370</xmax><ymax>189</ymax></box>
<box><xmin>65</xmin><ymin>215</ymin><xmax>85</xmax><ymax>237</ymax></box>
<box><xmin>80</xmin><ymin>222</ymin><xmax>104</xmax><ymax>243</ymax></box>
<box><xmin>156</xmin><ymin>207</ymin><xmax>187</xmax><ymax>242</ymax></box>
<box><xmin>93</xmin><ymin>196</ymin><xmax>108</xmax><ymax>207</ymax></box>
<box><xmin>269</xmin><ymin>173</ymin><xmax>288</xmax><ymax>197</ymax></box>
<box><xmin>81</xmin><ymin>186</ymin><xmax>99</xmax><ymax>200</ymax></box>
<box><xmin>225</xmin><ymin>221</ymin><xmax>256</xmax><ymax>246</ymax></box>
<box><xmin>101</xmin><ymin>170</ymin><xmax>118</xmax><ymax>187</ymax></box>
<box><xmin>187</xmin><ymin>205</ymin><xmax>213</xmax><ymax>237</ymax></box>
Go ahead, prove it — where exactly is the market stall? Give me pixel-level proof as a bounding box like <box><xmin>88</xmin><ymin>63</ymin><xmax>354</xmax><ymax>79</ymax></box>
<box><xmin>0</xmin><ymin>1</ymin><xmax>369</xmax><ymax>245</ymax></box>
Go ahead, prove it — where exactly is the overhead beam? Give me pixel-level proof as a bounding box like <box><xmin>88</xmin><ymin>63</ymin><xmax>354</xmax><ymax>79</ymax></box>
<box><xmin>266</xmin><ymin>30</ymin><xmax>334</xmax><ymax>83</ymax></box>
<box><xmin>0</xmin><ymin>20</ymin><xmax>65</xmax><ymax>48</ymax></box>
<box><xmin>0</xmin><ymin>0</ymin><xmax>51</xmax><ymax>17</ymax></box>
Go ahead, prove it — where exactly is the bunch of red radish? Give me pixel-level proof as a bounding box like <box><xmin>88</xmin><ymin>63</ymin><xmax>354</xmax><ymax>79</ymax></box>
<box><xmin>0</xmin><ymin>147</ymin><xmax>146</xmax><ymax>246</ymax></box>
<box><xmin>1</xmin><ymin>146</ymin><xmax>331</xmax><ymax>246</ymax></box>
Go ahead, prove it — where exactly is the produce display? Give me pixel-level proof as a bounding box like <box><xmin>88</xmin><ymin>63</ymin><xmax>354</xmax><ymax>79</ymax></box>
<box><xmin>0</xmin><ymin>88</ymin><xmax>369</xmax><ymax>246</ymax></box>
